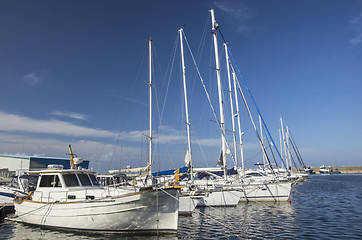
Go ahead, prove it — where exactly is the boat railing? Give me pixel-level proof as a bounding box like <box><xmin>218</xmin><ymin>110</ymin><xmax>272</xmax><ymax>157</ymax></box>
<box><xmin>38</xmin><ymin>188</ymin><xmax>102</xmax><ymax>202</ymax></box>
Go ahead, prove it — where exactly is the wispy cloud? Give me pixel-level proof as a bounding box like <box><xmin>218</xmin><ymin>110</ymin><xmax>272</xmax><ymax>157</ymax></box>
<box><xmin>22</xmin><ymin>71</ymin><xmax>41</xmax><ymax>86</ymax></box>
<box><xmin>196</xmin><ymin>138</ymin><xmax>220</xmax><ymax>147</ymax></box>
<box><xmin>0</xmin><ymin>133</ymin><xmax>142</xmax><ymax>173</ymax></box>
<box><xmin>214</xmin><ymin>0</ymin><xmax>254</xmax><ymax>35</ymax></box>
<box><xmin>0</xmin><ymin>111</ymin><xmax>116</xmax><ymax>138</ymax></box>
<box><xmin>349</xmin><ymin>12</ymin><xmax>362</xmax><ymax>45</ymax></box>
<box><xmin>120</xmin><ymin>95</ymin><xmax>147</xmax><ymax>107</ymax></box>
<box><xmin>52</xmin><ymin>111</ymin><xmax>89</xmax><ymax>121</ymax></box>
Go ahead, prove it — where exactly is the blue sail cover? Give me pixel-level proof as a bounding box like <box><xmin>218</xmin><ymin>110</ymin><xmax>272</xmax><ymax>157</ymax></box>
<box><xmin>152</xmin><ymin>166</ymin><xmax>188</xmax><ymax>176</ymax></box>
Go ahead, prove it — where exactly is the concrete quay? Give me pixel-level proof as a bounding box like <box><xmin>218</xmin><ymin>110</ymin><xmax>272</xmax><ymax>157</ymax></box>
<box><xmin>309</xmin><ymin>166</ymin><xmax>362</xmax><ymax>174</ymax></box>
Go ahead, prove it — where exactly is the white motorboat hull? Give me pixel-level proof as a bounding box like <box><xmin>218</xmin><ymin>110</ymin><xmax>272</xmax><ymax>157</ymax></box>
<box><xmin>12</xmin><ymin>188</ymin><xmax>179</xmax><ymax>234</ymax></box>
<box><xmin>0</xmin><ymin>189</ymin><xmax>16</xmax><ymax>204</ymax></box>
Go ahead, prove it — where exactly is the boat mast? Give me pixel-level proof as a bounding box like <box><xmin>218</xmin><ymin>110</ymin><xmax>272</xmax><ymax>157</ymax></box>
<box><xmin>148</xmin><ymin>38</ymin><xmax>153</xmax><ymax>177</ymax></box>
<box><xmin>224</xmin><ymin>43</ymin><xmax>238</xmax><ymax>171</ymax></box>
<box><xmin>68</xmin><ymin>144</ymin><xmax>76</xmax><ymax>168</ymax></box>
<box><xmin>279</xmin><ymin>128</ymin><xmax>283</xmax><ymax>162</ymax></box>
<box><xmin>179</xmin><ymin>28</ymin><xmax>193</xmax><ymax>183</ymax></box>
<box><xmin>210</xmin><ymin>9</ymin><xmax>227</xmax><ymax>179</ymax></box>
<box><xmin>259</xmin><ymin>115</ymin><xmax>266</xmax><ymax>168</ymax></box>
<box><xmin>232</xmin><ymin>71</ymin><xmax>245</xmax><ymax>175</ymax></box>
<box><xmin>286</xmin><ymin>126</ymin><xmax>293</xmax><ymax>172</ymax></box>
<box><xmin>280</xmin><ymin>117</ymin><xmax>288</xmax><ymax>171</ymax></box>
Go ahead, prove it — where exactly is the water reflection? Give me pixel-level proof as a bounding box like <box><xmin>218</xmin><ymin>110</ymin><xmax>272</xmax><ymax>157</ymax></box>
<box><xmin>5</xmin><ymin>221</ymin><xmax>177</xmax><ymax>240</ymax></box>
<box><xmin>3</xmin><ymin>175</ymin><xmax>362</xmax><ymax>239</ymax></box>
<box><xmin>179</xmin><ymin>201</ymin><xmax>296</xmax><ymax>239</ymax></box>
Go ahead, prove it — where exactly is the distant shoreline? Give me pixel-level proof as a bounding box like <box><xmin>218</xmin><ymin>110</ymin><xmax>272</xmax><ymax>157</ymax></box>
<box><xmin>308</xmin><ymin>166</ymin><xmax>362</xmax><ymax>174</ymax></box>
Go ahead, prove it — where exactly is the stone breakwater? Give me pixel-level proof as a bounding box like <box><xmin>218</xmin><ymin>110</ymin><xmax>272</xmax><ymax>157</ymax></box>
<box><xmin>309</xmin><ymin>166</ymin><xmax>362</xmax><ymax>174</ymax></box>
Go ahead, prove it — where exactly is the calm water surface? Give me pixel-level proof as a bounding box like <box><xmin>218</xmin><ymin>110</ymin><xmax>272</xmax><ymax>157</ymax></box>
<box><xmin>1</xmin><ymin>174</ymin><xmax>361</xmax><ymax>239</ymax></box>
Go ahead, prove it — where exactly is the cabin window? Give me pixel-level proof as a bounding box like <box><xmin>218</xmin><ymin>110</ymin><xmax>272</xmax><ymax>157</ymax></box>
<box><xmin>63</xmin><ymin>174</ymin><xmax>80</xmax><ymax>187</ymax></box>
<box><xmin>78</xmin><ymin>174</ymin><xmax>92</xmax><ymax>186</ymax></box>
<box><xmin>53</xmin><ymin>175</ymin><xmax>62</xmax><ymax>187</ymax></box>
<box><xmin>89</xmin><ymin>174</ymin><xmax>99</xmax><ymax>186</ymax></box>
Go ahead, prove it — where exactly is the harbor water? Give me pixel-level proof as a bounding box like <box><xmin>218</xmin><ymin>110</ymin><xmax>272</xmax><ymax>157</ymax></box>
<box><xmin>1</xmin><ymin>174</ymin><xmax>361</xmax><ymax>239</ymax></box>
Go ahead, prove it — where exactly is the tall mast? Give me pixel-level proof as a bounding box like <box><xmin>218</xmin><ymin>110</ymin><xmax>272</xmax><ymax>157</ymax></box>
<box><xmin>286</xmin><ymin>126</ymin><xmax>292</xmax><ymax>172</ymax></box>
<box><xmin>279</xmin><ymin>128</ymin><xmax>283</xmax><ymax>162</ymax></box>
<box><xmin>259</xmin><ymin>115</ymin><xmax>266</xmax><ymax>168</ymax></box>
<box><xmin>148</xmin><ymin>38</ymin><xmax>153</xmax><ymax>177</ymax></box>
<box><xmin>280</xmin><ymin>117</ymin><xmax>288</xmax><ymax>170</ymax></box>
<box><xmin>210</xmin><ymin>9</ymin><xmax>227</xmax><ymax>178</ymax></box>
<box><xmin>224</xmin><ymin>43</ymin><xmax>238</xmax><ymax>170</ymax></box>
<box><xmin>232</xmin><ymin>71</ymin><xmax>245</xmax><ymax>174</ymax></box>
<box><xmin>179</xmin><ymin>28</ymin><xmax>193</xmax><ymax>183</ymax></box>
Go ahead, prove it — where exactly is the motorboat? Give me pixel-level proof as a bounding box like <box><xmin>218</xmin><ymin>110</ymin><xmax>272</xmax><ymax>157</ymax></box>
<box><xmin>9</xmin><ymin>164</ymin><xmax>179</xmax><ymax>234</ymax></box>
<box><xmin>319</xmin><ymin>165</ymin><xmax>332</xmax><ymax>174</ymax></box>
<box><xmin>0</xmin><ymin>174</ymin><xmax>37</xmax><ymax>204</ymax></box>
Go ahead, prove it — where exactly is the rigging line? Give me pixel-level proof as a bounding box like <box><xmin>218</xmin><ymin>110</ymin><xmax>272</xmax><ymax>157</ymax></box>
<box><xmin>98</xmin><ymin>43</ymin><xmax>149</xmax><ymax>173</ymax></box>
<box><xmin>189</xmin><ymin>14</ymin><xmax>210</xmax><ymax>103</ymax></box>
<box><xmin>219</xmin><ymin>29</ymin><xmax>288</xmax><ymax>172</ymax></box>
<box><xmin>152</xmin><ymin>40</ymin><xmax>180</xmax><ymax>170</ymax></box>
<box><xmin>289</xmin><ymin>149</ymin><xmax>298</xmax><ymax>170</ymax></box>
<box><xmin>197</xmin><ymin>139</ymin><xmax>210</xmax><ymax>167</ymax></box>
<box><xmin>288</xmin><ymin>129</ymin><xmax>306</xmax><ymax>167</ymax></box>
<box><xmin>10</xmin><ymin>201</ymin><xmax>55</xmax><ymax>218</ymax></box>
<box><xmin>182</xmin><ymin>29</ymin><xmax>238</xmax><ymax>169</ymax></box>
<box><xmin>159</xmin><ymin>33</ymin><xmax>179</xmax><ymax>126</ymax></box>
<box><xmin>187</xmin><ymin>19</ymin><xmax>210</xmax><ymax>164</ymax></box>
<box><xmin>263</xmin><ymin>126</ymin><xmax>279</xmax><ymax>169</ymax></box>
<box><xmin>289</xmin><ymin>136</ymin><xmax>303</xmax><ymax>168</ymax></box>
<box><xmin>228</xmin><ymin>62</ymin><xmax>275</xmax><ymax>174</ymax></box>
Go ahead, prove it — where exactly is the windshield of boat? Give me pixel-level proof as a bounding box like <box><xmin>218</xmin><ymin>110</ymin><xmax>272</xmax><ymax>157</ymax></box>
<box><xmin>89</xmin><ymin>174</ymin><xmax>99</xmax><ymax>186</ymax></box>
<box><xmin>77</xmin><ymin>173</ymin><xmax>92</xmax><ymax>186</ymax></box>
<box><xmin>63</xmin><ymin>174</ymin><xmax>80</xmax><ymax>187</ymax></box>
<box><xmin>39</xmin><ymin>175</ymin><xmax>62</xmax><ymax>187</ymax></box>
<box><xmin>62</xmin><ymin>173</ymin><xmax>99</xmax><ymax>187</ymax></box>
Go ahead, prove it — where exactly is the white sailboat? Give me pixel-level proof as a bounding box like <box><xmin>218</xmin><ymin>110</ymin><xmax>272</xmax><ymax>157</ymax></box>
<box><xmin>9</xmin><ymin>38</ymin><xmax>180</xmax><ymax>234</ymax></box>
<box><xmin>207</xmin><ymin>10</ymin><xmax>293</xmax><ymax>203</ymax></box>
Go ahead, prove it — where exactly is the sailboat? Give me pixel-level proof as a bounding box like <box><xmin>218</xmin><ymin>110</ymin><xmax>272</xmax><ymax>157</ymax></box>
<box><xmin>188</xmin><ymin>9</ymin><xmax>293</xmax><ymax>203</ymax></box>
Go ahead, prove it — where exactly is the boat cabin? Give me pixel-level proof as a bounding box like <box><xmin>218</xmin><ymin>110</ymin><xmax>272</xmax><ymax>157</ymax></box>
<box><xmin>28</xmin><ymin>165</ymin><xmax>104</xmax><ymax>203</ymax></box>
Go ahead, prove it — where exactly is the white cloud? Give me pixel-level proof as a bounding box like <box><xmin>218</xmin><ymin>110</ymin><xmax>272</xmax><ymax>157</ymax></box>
<box><xmin>350</xmin><ymin>33</ymin><xmax>362</xmax><ymax>45</ymax></box>
<box><xmin>214</xmin><ymin>0</ymin><xmax>254</xmax><ymax>35</ymax></box>
<box><xmin>0</xmin><ymin>112</ymin><xmax>196</xmax><ymax>145</ymax></box>
<box><xmin>196</xmin><ymin>138</ymin><xmax>220</xmax><ymax>147</ymax></box>
<box><xmin>120</xmin><ymin>95</ymin><xmax>147</xmax><ymax>107</ymax></box>
<box><xmin>349</xmin><ymin>12</ymin><xmax>362</xmax><ymax>45</ymax></box>
<box><xmin>52</xmin><ymin>111</ymin><xmax>89</xmax><ymax>121</ymax></box>
<box><xmin>0</xmin><ymin>111</ymin><xmax>116</xmax><ymax>138</ymax></box>
<box><xmin>0</xmin><ymin>133</ymin><xmax>143</xmax><ymax>173</ymax></box>
<box><xmin>22</xmin><ymin>72</ymin><xmax>41</xmax><ymax>86</ymax></box>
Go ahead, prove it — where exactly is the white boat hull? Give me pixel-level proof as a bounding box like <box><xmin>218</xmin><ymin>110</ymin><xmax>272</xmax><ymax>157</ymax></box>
<box><xmin>197</xmin><ymin>189</ymin><xmax>240</xmax><ymax>207</ymax></box>
<box><xmin>178</xmin><ymin>195</ymin><xmax>202</xmax><ymax>216</ymax></box>
<box><xmin>232</xmin><ymin>182</ymin><xmax>292</xmax><ymax>202</ymax></box>
<box><xmin>12</xmin><ymin>188</ymin><xmax>179</xmax><ymax>234</ymax></box>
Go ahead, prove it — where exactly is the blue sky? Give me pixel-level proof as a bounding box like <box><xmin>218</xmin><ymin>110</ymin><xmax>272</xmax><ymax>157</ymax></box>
<box><xmin>0</xmin><ymin>0</ymin><xmax>362</xmax><ymax>173</ymax></box>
